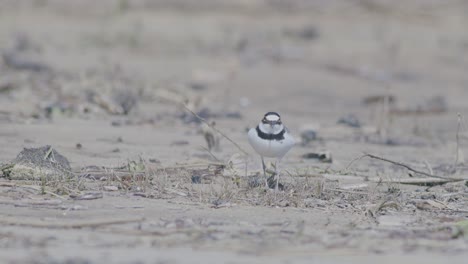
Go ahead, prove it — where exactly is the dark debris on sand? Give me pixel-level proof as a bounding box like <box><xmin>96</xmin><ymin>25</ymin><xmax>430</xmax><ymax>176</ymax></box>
<box><xmin>2</xmin><ymin>145</ymin><xmax>72</xmax><ymax>180</ymax></box>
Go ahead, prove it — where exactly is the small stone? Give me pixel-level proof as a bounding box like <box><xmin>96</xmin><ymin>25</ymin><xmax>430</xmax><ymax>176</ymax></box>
<box><xmin>338</xmin><ymin>114</ymin><xmax>361</xmax><ymax>128</ymax></box>
<box><xmin>299</xmin><ymin>124</ymin><xmax>320</xmax><ymax>145</ymax></box>
<box><xmin>111</xmin><ymin>121</ymin><xmax>122</xmax><ymax>126</ymax></box>
<box><xmin>103</xmin><ymin>186</ymin><xmax>118</xmax><ymax>191</ymax></box>
<box><xmin>191</xmin><ymin>175</ymin><xmax>201</xmax><ymax>184</ymax></box>
<box><xmin>302</xmin><ymin>151</ymin><xmax>332</xmax><ymax>163</ymax></box>
<box><xmin>170</xmin><ymin>140</ymin><xmax>189</xmax><ymax>146</ymax></box>
<box><xmin>300</xmin><ymin>130</ymin><xmax>317</xmax><ymax>144</ymax></box>
<box><xmin>225</xmin><ymin>111</ymin><xmax>242</xmax><ymax>119</ymax></box>
<box><xmin>70</xmin><ymin>192</ymin><xmax>103</xmax><ymax>200</ymax></box>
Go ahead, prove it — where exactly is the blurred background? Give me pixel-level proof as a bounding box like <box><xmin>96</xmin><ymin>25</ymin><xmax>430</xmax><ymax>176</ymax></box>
<box><xmin>2</xmin><ymin>2</ymin><xmax>468</xmax><ymax>262</ymax></box>
<box><xmin>1</xmin><ymin>0</ymin><xmax>468</xmax><ymax>167</ymax></box>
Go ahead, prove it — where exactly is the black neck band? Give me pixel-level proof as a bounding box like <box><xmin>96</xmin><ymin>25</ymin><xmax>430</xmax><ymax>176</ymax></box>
<box><xmin>256</xmin><ymin>126</ymin><xmax>285</xmax><ymax>141</ymax></box>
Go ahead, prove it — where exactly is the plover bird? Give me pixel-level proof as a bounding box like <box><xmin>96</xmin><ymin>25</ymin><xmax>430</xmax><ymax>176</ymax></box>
<box><xmin>248</xmin><ymin>112</ymin><xmax>295</xmax><ymax>190</ymax></box>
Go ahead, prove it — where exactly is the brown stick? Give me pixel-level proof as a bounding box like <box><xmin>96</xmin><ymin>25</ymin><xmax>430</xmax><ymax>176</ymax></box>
<box><xmin>360</xmin><ymin>153</ymin><xmax>461</xmax><ymax>181</ymax></box>
<box><xmin>0</xmin><ymin>217</ymin><xmax>146</xmax><ymax>229</ymax></box>
<box><xmin>0</xmin><ymin>181</ymin><xmax>16</xmax><ymax>187</ymax></box>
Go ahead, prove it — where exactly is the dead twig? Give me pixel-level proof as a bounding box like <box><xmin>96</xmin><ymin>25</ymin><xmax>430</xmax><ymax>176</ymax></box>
<box><xmin>360</xmin><ymin>153</ymin><xmax>462</xmax><ymax>181</ymax></box>
<box><xmin>368</xmin><ymin>200</ymin><xmax>400</xmax><ymax>218</ymax></box>
<box><xmin>70</xmin><ymin>192</ymin><xmax>103</xmax><ymax>200</ymax></box>
<box><xmin>0</xmin><ymin>181</ymin><xmax>16</xmax><ymax>187</ymax></box>
<box><xmin>43</xmin><ymin>146</ymin><xmax>53</xmax><ymax>160</ymax></box>
<box><xmin>181</xmin><ymin>104</ymin><xmax>249</xmax><ymax>156</ymax></box>
<box><xmin>454</xmin><ymin>113</ymin><xmax>465</xmax><ymax>169</ymax></box>
<box><xmin>0</xmin><ymin>217</ymin><xmax>145</xmax><ymax>229</ymax></box>
<box><xmin>423</xmin><ymin>160</ymin><xmax>434</xmax><ymax>176</ymax></box>
<box><xmin>200</xmin><ymin>146</ymin><xmax>222</xmax><ymax>162</ymax></box>
<box><xmin>377</xmin><ymin>178</ymin><xmax>453</xmax><ymax>186</ymax></box>
<box><xmin>325</xmin><ymin>188</ymin><xmax>369</xmax><ymax>195</ymax></box>
<box><xmin>344</xmin><ymin>155</ymin><xmax>368</xmax><ymax>171</ymax></box>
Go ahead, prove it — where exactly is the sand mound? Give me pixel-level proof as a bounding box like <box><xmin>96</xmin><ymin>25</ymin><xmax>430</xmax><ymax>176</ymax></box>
<box><xmin>2</xmin><ymin>145</ymin><xmax>72</xmax><ymax>180</ymax></box>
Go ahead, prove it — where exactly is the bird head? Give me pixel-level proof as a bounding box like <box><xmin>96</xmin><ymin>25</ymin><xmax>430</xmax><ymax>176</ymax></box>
<box><xmin>260</xmin><ymin>112</ymin><xmax>284</xmax><ymax>134</ymax></box>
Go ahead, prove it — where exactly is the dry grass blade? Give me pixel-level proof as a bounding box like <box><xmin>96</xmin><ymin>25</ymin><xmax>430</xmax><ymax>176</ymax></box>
<box><xmin>0</xmin><ymin>181</ymin><xmax>16</xmax><ymax>187</ymax></box>
<box><xmin>359</xmin><ymin>153</ymin><xmax>463</xmax><ymax>181</ymax></box>
<box><xmin>78</xmin><ymin>162</ymin><xmax>226</xmax><ymax>174</ymax></box>
<box><xmin>454</xmin><ymin>113</ymin><xmax>465</xmax><ymax>169</ymax></box>
<box><xmin>181</xmin><ymin>104</ymin><xmax>249</xmax><ymax>156</ymax></box>
<box><xmin>19</xmin><ymin>185</ymin><xmax>66</xmax><ymax>200</ymax></box>
<box><xmin>373</xmin><ymin>200</ymin><xmax>399</xmax><ymax>214</ymax></box>
<box><xmin>325</xmin><ymin>188</ymin><xmax>369</xmax><ymax>195</ymax></box>
<box><xmin>43</xmin><ymin>146</ymin><xmax>53</xmax><ymax>160</ymax></box>
<box><xmin>200</xmin><ymin>146</ymin><xmax>221</xmax><ymax>162</ymax></box>
<box><xmin>70</xmin><ymin>192</ymin><xmax>103</xmax><ymax>200</ymax></box>
<box><xmin>374</xmin><ymin>178</ymin><xmax>454</xmax><ymax>186</ymax></box>
<box><xmin>0</xmin><ymin>217</ymin><xmax>146</xmax><ymax>229</ymax></box>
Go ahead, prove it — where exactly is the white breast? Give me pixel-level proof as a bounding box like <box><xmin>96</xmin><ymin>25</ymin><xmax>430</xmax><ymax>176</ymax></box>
<box><xmin>248</xmin><ymin>127</ymin><xmax>295</xmax><ymax>158</ymax></box>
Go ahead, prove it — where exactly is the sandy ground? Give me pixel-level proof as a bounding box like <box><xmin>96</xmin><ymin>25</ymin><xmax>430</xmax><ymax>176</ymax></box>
<box><xmin>1</xmin><ymin>1</ymin><xmax>468</xmax><ymax>263</ymax></box>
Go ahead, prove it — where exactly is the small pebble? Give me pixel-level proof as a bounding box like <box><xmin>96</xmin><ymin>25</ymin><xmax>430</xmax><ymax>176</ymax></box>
<box><xmin>191</xmin><ymin>175</ymin><xmax>202</xmax><ymax>184</ymax></box>
<box><xmin>302</xmin><ymin>151</ymin><xmax>333</xmax><ymax>163</ymax></box>
<box><xmin>171</xmin><ymin>140</ymin><xmax>189</xmax><ymax>146</ymax></box>
<box><xmin>103</xmin><ymin>186</ymin><xmax>118</xmax><ymax>191</ymax></box>
<box><xmin>300</xmin><ymin>130</ymin><xmax>317</xmax><ymax>144</ymax></box>
<box><xmin>111</xmin><ymin>121</ymin><xmax>122</xmax><ymax>127</ymax></box>
<box><xmin>338</xmin><ymin>114</ymin><xmax>361</xmax><ymax>128</ymax></box>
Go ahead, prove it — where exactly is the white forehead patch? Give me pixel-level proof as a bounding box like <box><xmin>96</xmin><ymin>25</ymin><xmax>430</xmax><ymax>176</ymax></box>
<box><xmin>265</xmin><ymin>115</ymin><xmax>280</xmax><ymax>121</ymax></box>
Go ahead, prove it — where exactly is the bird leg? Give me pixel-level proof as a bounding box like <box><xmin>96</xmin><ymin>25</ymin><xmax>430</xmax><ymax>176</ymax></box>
<box><xmin>261</xmin><ymin>156</ymin><xmax>268</xmax><ymax>188</ymax></box>
<box><xmin>275</xmin><ymin>160</ymin><xmax>280</xmax><ymax>191</ymax></box>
